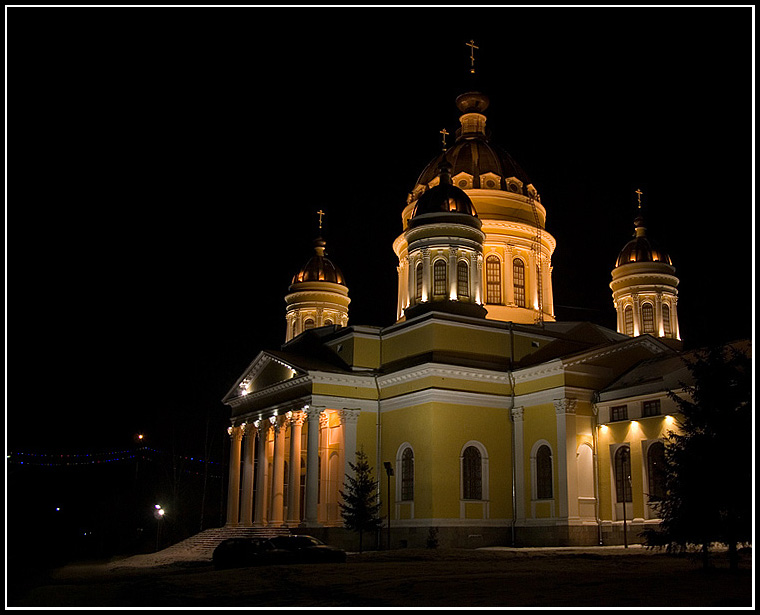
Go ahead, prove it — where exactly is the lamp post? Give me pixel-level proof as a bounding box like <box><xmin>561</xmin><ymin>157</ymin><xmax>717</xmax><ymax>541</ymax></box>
<box><xmin>620</xmin><ymin>447</ymin><xmax>630</xmax><ymax>548</ymax></box>
<box><xmin>383</xmin><ymin>462</ymin><xmax>394</xmax><ymax>550</ymax></box>
<box><xmin>154</xmin><ymin>504</ymin><xmax>165</xmax><ymax>551</ymax></box>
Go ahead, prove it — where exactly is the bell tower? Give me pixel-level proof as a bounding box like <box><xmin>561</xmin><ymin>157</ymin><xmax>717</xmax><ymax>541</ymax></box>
<box><xmin>610</xmin><ymin>192</ymin><xmax>680</xmax><ymax>341</ymax></box>
<box><xmin>284</xmin><ymin>213</ymin><xmax>349</xmax><ymax>342</ymax></box>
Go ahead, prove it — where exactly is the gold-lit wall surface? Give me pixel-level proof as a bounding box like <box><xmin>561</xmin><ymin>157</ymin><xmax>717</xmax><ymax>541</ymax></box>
<box><xmin>284</xmin><ymin>280</ymin><xmax>350</xmax><ymax>342</ymax></box>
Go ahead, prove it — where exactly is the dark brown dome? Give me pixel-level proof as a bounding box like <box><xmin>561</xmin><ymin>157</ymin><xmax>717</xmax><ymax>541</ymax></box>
<box><xmin>411</xmin><ymin>159</ymin><xmax>477</xmax><ymax>219</ymax></box>
<box><xmin>292</xmin><ymin>238</ymin><xmax>346</xmax><ymax>285</ymax></box>
<box><xmin>615</xmin><ymin>218</ymin><xmax>672</xmax><ymax>267</ymax></box>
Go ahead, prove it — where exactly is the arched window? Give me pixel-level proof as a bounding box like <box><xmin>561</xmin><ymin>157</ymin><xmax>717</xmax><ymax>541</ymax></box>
<box><xmin>304</xmin><ymin>318</ymin><xmax>315</xmax><ymax>330</ymax></box>
<box><xmin>415</xmin><ymin>262</ymin><xmax>423</xmax><ymax>302</ymax></box>
<box><xmin>291</xmin><ymin>321</ymin><xmax>297</xmax><ymax>338</ymax></box>
<box><xmin>624</xmin><ymin>305</ymin><xmax>634</xmax><ymax>336</ymax></box>
<box><xmin>662</xmin><ymin>304</ymin><xmax>672</xmax><ymax>337</ymax></box>
<box><xmin>462</xmin><ymin>446</ymin><xmax>482</xmax><ymax>500</ymax></box>
<box><xmin>641</xmin><ymin>303</ymin><xmax>655</xmax><ymax>334</ymax></box>
<box><xmin>513</xmin><ymin>258</ymin><xmax>526</xmax><ymax>307</ymax></box>
<box><xmin>457</xmin><ymin>261</ymin><xmax>469</xmax><ymax>298</ymax></box>
<box><xmin>433</xmin><ymin>260</ymin><xmax>447</xmax><ymax>297</ymax></box>
<box><xmin>647</xmin><ymin>442</ymin><xmax>667</xmax><ymax>502</ymax></box>
<box><xmin>324</xmin><ymin>318</ymin><xmax>333</xmax><ymax>326</ymax></box>
<box><xmin>401</xmin><ymin>447</ymin><xmax>414</xmax><ymax>501</ymax></box>
<box><xmin>614</xmin><ymin>446</ymin><xmax>632</xmax><ymax>503</ymax></box>
<box><xmin>536</xmin><ymin>445</ymin><xmax>553</xmax><ymax>499</ymax></box>
<box><xmin>486</xmin><ymin>255</ymin><xmax>501</xmax><ymax>304</ymax></box>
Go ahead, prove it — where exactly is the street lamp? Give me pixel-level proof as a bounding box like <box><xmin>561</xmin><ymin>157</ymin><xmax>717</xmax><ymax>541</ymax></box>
<box><xmin>154</xmin><ymin>504</ymin><xmax>165</xmax><ymax>551</ymax></box>
<box><xmin>383</xmin><ymin>462</ymin><xmax>394</xmax><ymax>550</ymax></box>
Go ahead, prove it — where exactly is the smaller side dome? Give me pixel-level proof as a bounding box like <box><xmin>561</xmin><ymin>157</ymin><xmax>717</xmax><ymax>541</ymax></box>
<box><xmin>411</xmin><ymin>160</ymin><xmax>477</xmax><ymax>218</ymax></box>
<box><xmin>292</xmin><ymin>238</ymin><xmax>346</xmax><ymax>285</ymax></box>
<box><xmin>615</xmin><ymin>216</ymin><xmax>672</xmax><ymax>267</ymax></box>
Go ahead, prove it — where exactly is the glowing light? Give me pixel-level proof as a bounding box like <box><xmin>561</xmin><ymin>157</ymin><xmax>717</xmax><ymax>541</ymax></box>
<box><xmin>600</xmin><ymin>424</ymin><xmax>609</xmax><ymax>433</ymax></box>
<box><xmin>155</xmin><ymin>504</ymin><xmax>161</xmax><ymax>509</ymax></box>
<box><xmin>137</xmin><ymin>434</ymin><xmax>144</xmax><ymax>440</ymax></box>
<box><xmin>665</xmin><ymin>415</ymin><xmax>675</xmax><ymax>424</ymax></box>
<box><xmin>157</xmin><ymin>508</ymin><xmax>165</xmax><ymax>516</ymax></box>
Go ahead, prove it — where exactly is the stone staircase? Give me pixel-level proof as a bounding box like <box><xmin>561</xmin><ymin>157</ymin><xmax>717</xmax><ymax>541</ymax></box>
<box><xmin>107</xmin><ymin>526</ymin><xmax>292</xmax><ymax>569</ymax></box>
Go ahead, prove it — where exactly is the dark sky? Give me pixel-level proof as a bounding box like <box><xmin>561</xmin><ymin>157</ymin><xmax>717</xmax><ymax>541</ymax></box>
<box><xmin>9</xmin><ymin>7</ymin><xmax>753</xmax><ymax>455</ymax></box>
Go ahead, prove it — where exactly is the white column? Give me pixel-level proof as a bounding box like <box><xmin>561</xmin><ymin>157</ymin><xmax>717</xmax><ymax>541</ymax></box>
<box><xmin>407</xmin><ymin>255</ymin><xmax>416</xmax><ymax>307</ymax></box>
<box><xmin>253</xmin><ymin>421</ymin><xmax>270</xmax><ymax>526</ymax></box>
<box><xmin>226</xmin><ymin>425</ymin><xmax>244</xmax><ymax>526</ymax></box>
<box><xmin>554</xmin><ymin>399</ymin><xmax>578</xmax><ymax>520</ymax></box>
<box><xmin>511</xmin><ymin>407</ymin><xmax>526</xmax><ymax>521</ymax></box>
<box><xmin>270</xmin><ymin>417</ymin><xmax>286</xmax><ymax>525</ymax></box>
<box><xmin>304</xmin><ymin>405</ymin><xmax>324</xmax><ymax>526</ymax></box>
<box><xmin>448</xmin><ymin>248</ymin><xmax>458</xmax><ymax>299</ymax></box>
<box><xmin>671</xmin><ymin>297</ymin><xmax>681</xmax><ymax>340</ymax></box>
<box><xmin>287</xmin><ymin>412</ymin><xmax>305</xmax><ymax>524</ymax></box>
<box><xmin>422</xmin><ymin>248</ymin><xmax>431</xmax><ymax>302</ymax></box>
<box><xmin>655</xmin><ymin>293</ymin><xmax>663</xmax><ymax>337</ymax></box>
<box><xmin>632</xmin><ymin>294</ymin><xmax>641</xmax><ymax>336</ymax></box>
<box><xmin>240</xmin><ymin>423</ymin><xmax>257</xmax><ymax>526</ymax></box>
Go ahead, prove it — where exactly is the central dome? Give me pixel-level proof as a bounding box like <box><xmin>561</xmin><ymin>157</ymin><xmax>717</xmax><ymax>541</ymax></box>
<box><xmin>413</xmin><ymin>90</ymin><xmax>531</xmax><ymax>196</ymax></box>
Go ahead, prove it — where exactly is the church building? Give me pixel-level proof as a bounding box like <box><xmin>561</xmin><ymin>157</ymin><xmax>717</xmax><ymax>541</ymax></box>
<box><xmin>219</xmin><ymin>47</ymin><xmax>720</xmax><ymax>549</ymax></box>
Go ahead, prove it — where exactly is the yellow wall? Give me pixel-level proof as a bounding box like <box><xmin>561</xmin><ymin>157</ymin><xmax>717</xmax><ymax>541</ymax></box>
<box><xmin>380</xmin><ymin>402</ymin><xmax>512</xmax><ymax>520</ymax></box>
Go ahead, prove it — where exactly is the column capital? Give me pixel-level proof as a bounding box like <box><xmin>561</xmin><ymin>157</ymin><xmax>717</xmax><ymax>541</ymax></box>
<box><xmin>511</xmin><ymin>406</ymin><xmax>524</xmax><ymax>422</ymax></box>
<box><xmin>338</xmin><ymin>408</ymin><xmax>361</xmax><ymax>424</ymax></box>
<box><xmin>227</xmin><ymin>425</ymin><xmax>244</xmax><ymax>441</ymax></box>
<box><xmin>288</xmin><ymin>410</ymin><xmax>307</xmax><ymax>427</ymax></box>
<box><xmin>306</xmin><ymin>405</ymin><xmax>325</xmax><ymax>420</ymax></box>
<box><xmin>243</xmin><ymin>422</ymin><xmax>258</xmax><ymax>437</ymax></box>
<box><xmin>554</xmin><ymin>398</ymin><xmax>577</xmax><ymax>415</ymax></box>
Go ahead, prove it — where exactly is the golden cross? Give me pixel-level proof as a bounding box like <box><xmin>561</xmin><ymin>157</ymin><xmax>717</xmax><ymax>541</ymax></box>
<box><xmin>635</xmin><ymin>189</ymin><xmax>643</xmax><ymax>209</ymax></box>
<box><xmin>466</xmin><ymin>39</ymin><xmax>479</xmax><ymax>74</ymax></box>
<box><xmin>317</xmin><ymin>209</ymin><xmax>325</xmax><ymax>229</ymax></box>
<box><xmin>440</xmin><ymin>128</ymin><xmax>449</xmax><ymax>151</ymax></box>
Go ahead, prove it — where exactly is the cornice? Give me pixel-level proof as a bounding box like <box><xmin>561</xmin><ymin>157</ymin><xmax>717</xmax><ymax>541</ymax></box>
<box><xmin>377</xmin><ymin>362</ymin><xmax>511</xmax><ymax>389</ymax></box>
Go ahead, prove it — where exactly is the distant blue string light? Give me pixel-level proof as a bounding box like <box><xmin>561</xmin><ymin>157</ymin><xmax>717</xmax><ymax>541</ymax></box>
<box><xmin>7</xmin><ymin>446</ymin><xmax>222</xmax><ymax>469</ymax></box>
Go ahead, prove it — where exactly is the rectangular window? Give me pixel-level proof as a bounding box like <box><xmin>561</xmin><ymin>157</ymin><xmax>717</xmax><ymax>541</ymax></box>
<box><xmin>433</xmin><ymin>261</ymin><xmax>447</xmax><ymax>296</ymax></box>
<box><xmin>486</xmin><ymin>256</ymin><xmax>501</xmax><ymax>304</ymax></box>
<box><xmin>642</xmin><ymin>399</ymin><xmax>661</xmax><ymax>417</ymax></box>
<box><xmin>610</xmin><ymin>405</ymin><xmax>628</xmax><ymax>422</ymax></box>
<box><xmin>457</xmin><ymin>261</ymin><xmax>469</xmax><ymax>298</ymax></box>
<box><xmin>513</xmin><ymin>260</ymin><xmax>526</xmax><ymax>308</ymax></box>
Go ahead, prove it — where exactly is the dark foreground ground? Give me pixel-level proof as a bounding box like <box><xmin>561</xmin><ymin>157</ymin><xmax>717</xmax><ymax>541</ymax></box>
<box><xmin>9</xmin><ymin>546</ymin><xmax>753</xmax><ymax>608</ymax></box>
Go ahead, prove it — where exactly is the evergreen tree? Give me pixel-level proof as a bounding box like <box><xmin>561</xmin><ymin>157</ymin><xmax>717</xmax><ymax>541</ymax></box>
<box><xmin>644</xmin><ymin>343</ymin><xmax>751</xmax><ymax>570</ymax></box>
<box><xmin>338</xmin><ymin>447</ymin><xmax>382</xmax><ymax>553</ymax></box>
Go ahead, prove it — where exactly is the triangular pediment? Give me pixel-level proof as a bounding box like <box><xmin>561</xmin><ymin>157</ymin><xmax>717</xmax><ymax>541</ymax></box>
<box><xmin>222</xmin><ymin>351</ymin><xmax>307</xmax><ymax>404</ymax></box>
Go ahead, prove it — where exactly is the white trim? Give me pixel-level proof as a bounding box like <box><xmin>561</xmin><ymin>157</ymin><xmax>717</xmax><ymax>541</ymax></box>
<box><xmin>529</xmin><ymin>439</ymin><xmax>555</xmax><ymax>519</ymax></box>
<box><xmin>380</xmin><ymin>388</ymin><xmax>509</xmax><ymax>413</ymax></box>
<box><xmin>395</xmin><ymin>442</ymin><xmax>415</xmax><ymax>520</ymax></box>
<box><xmin>460</xmin><ymin>440</ymin><xmax>489</xmax><ymax>519</ymax></box>
<box><xmin>377</xmin><ymin>362</ymin><xmax>511</xmax><ymax>389</ymax></box>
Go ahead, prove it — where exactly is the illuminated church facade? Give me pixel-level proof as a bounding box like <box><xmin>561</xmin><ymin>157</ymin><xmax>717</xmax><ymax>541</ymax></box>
<box><xmin>220</xmin><ymin>66</ymin><xmax>696</xmax><ymax>548</ymax></box>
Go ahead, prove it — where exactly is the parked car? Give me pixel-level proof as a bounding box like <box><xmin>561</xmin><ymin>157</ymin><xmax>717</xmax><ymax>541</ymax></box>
<box><xmin>263</xmin><ymin>535</ymin><xmax>347</xmax><ymax>564</ymax></box>
<box><xmin>212</xmin><ymin>537</ymin><xmax>268</xmax><ymax>570</ymax></box>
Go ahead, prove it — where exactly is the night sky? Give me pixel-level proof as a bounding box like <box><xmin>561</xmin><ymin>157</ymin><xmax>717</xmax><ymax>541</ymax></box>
<box><xmin>9</xmin><ymin>7</ymin><xmax>753</xmax><ymax>458</ymax></box>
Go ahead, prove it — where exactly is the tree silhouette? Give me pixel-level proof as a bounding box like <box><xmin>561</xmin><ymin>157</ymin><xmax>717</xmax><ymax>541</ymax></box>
<box><xmin>338</xmin><ymin>447</ymin><xmax>382</xmax><ymax>553</ymax></box>
<box><xmin>644</xmin><ymin>343</ymin><xmax>751</xmax><ymax>570</ymax></box>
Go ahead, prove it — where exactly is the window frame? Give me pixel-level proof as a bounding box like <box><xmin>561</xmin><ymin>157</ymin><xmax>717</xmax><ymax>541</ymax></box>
<box><xmin>513</xmin><ymin>258</ymin><xmax>526</xmax><ymax>307</ymax></box>
<box><xmin>433</xmin><ymin>259</ymin><xmax>447</xmax><ymax>297</ymax></box>
<box><xmin>457</xmin><ymin>260</ymin><xmax>469</xmax><ymax>299</ymax></box>
<box><xmin>485</xmin><ymin>255</ymin><xmax>502</xmax><ymax>304</ymax></box>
